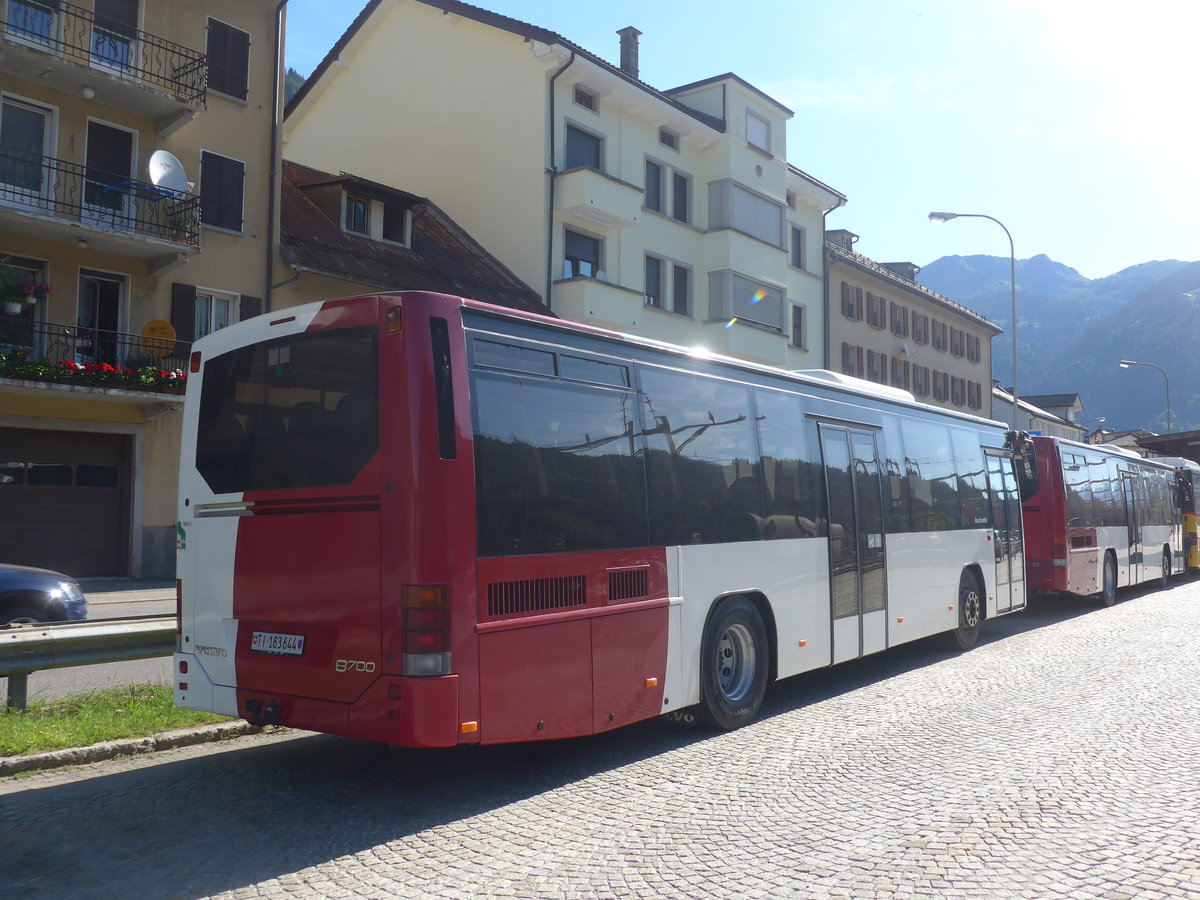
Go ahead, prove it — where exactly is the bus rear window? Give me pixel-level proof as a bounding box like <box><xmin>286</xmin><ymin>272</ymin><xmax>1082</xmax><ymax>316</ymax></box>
<box><xmin>196</xmin><ymin>328</ymin><xmax>379</xmax><ymax>494</ymax></box>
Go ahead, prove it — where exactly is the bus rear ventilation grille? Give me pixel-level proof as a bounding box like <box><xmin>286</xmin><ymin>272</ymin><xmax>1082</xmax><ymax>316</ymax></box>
<box><xmin>608</xmin><ymin>568</ymin><xmax>649</xmax><ymax>602</ymax></box>
<box><xmin>487</xmin><ymin>575</ymin><xmax>586</xmax><ymax>617</ymax></box>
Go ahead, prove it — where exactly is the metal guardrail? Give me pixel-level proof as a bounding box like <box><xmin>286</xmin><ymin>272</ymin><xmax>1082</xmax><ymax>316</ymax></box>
<box><xmin>0</xmin><ymin>615</ymin><xmax>175</xmax><ymax>710</ymax></box>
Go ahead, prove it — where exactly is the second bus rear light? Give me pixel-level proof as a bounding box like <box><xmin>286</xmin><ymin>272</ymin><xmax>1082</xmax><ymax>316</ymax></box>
<box><xmin>401</xmin><ymin>585</ymin><xmax>451</xmax><ymax>677</ymax></box>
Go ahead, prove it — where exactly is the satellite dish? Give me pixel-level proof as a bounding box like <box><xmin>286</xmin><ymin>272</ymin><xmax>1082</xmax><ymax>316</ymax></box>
<box><xmin>148</xmin><ymin>150</ymin><xmax>188</xmax><ymax>194</ymax></box>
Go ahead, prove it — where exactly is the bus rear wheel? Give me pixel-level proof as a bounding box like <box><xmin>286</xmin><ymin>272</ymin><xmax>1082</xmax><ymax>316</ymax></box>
<box><xmin>1098</xmin><ymin>553</ymin><xmax>1117</xmax><ymax>607</ymax></box>
<box><xmin>950</xmin><ymin>570</ymin><xmax>982</xmax><ymax>651</ymax></box>
<box><xmin>696</xmin><ymin>596</ymin><xmax>769</xmax><ymax>731</ymax></box>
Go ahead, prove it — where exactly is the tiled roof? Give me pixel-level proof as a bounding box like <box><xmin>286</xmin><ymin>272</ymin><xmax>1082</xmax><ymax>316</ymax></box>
<box><xmin>280</xmin><ymin>160</ymin><xmax>546</xmax><ymax>314</ymax></box>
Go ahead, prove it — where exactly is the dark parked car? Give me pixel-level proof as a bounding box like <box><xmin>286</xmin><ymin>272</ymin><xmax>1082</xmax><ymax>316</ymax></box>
<box><xmin>0</xmin><ymin>564</ymin><xmax>88</xmax><ymax>625</ymax></box>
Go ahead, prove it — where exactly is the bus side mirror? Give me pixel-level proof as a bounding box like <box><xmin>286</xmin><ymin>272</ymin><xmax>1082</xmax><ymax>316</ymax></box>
<box><xmin>1005</xmin><ymin>431</ymin><xmax>1039</xmax><ymax>500</ymax></box>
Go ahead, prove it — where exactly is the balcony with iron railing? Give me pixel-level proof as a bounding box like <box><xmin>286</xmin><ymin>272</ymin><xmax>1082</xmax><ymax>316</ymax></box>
<box><xmin>0</xmin><ymin>146</ymin><xmax>201</xmax><ymax>260</ymax></box>
<box><xmin>0</xmin><ymin>314</ymin><xmax>190</xmax><ymax>402</ymax></box>
<box><xmin>0</xmin><ymin>0</ymin><xmax>206</xmax><ymax>130</ymax></box>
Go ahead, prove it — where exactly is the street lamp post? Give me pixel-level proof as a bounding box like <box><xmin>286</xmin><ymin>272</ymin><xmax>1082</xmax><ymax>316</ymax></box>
<box><xmin>1119</xmin><ymin>360</ymin><xmax>1172</xmax><ymax>433</ymax></box>
<box><xmin>928</xmin><ymin>211</ymin><xmax>1018</xmax><ymax>428</ymax></box>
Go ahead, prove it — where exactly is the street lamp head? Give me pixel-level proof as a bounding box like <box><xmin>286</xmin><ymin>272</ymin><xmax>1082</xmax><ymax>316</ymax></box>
<box><xmin>928</xmin><ymin>211</ymin><xmax>959</xmax><ymax>224</ymax></box>
<box><xmin>1119</xmin><ymin>360</ymin><xmax>1136</xmax><ymax>368</ymax></box>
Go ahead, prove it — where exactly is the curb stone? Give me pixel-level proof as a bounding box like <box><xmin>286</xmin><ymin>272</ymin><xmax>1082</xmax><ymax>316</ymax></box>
<box><xmin>0</xmin><ymin>720</ymin><xmax>263</xmax><ymax>777</ymax></box>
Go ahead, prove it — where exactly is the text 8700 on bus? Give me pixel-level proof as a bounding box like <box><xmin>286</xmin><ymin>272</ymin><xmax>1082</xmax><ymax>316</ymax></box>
<box><xmin>174</xmin><ymin>291</ymin><xmax>1028</xmax><ymax>747</ymax></box>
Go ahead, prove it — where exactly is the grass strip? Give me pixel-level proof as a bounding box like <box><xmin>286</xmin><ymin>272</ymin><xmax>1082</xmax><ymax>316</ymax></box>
<box><xmin>1</xmin><ymin>683</ymin><xmax>228</xmax><ymax>756</ymax></box>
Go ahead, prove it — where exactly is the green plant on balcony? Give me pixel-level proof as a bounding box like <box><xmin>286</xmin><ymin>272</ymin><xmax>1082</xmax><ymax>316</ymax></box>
<box><xmin>165</xmin><ymin>206</ymin><xmax>198</xmax><ymax>243</ymax></box>
<box><xmin>1</xmin><ymin>260</ymin><xmax>51</xmax><ymax>315</ymax></box>
<box><xmin>0</xmin><ymin>353</ymin><xmax>187</xmax><ymax>393</ymax></box>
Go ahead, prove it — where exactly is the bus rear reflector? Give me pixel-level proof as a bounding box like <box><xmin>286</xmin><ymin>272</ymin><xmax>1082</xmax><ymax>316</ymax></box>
<box><xmin>189</xmin><ymin>351</ymin><xmax>201</xmax><ymax>373</ymax></box>
<box><xmin>402</xmin><ymin>585</ymin><xmax>451</xmax><ymax>677</ymax></box>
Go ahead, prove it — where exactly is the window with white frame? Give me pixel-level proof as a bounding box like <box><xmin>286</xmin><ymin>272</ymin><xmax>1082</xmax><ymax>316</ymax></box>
<box><xmin>645</xmin><ymin>159</ymin><xmax>664</xmax><ymax>213</ymax></box>
<box><xmin>790</xmin><ymin>226</ymin><xmax>805</xmax><ymax>269</ymax></box>
<box><xmin>745</xmin><ymin>110</ymin><xmax>770</xmax><ymax>152</ymax></box>
<box><xmin>709</xmin><ymin>270</ymin><xmax>783</xmax><ymax>332</ymax></box>
<box><xmin>709</xmin><ymin>180</ymin><xmax>784</xmax><ymax>247</ymax></box>
<box><xmin>645</xmin><ymin>255</ymin><xmax>691</xmax><ymax>316</ymax></box>
<box><xmin>645</xmin><ymin>158</ymin><xmax>691</xmax><ymax>224</ymax></box>
<box><xmin>564</xmin><ymin>123</ymin><xmax>602</xmax><ymax>170</ymax></box>
<box><xmin>671</xmin><ymin>171</ymin><xmax>690</xmax><ymax>223</ymax></box>
<box><xmin>563</xmin><ymin>228</ymin><xmax>601</xmax><ymax>278</ymax></box>
<box><xmin>645</xmin><ymin>255</ymin><xmax>664</xmax><ymax>308</ymax></box>
<box><xmin>790</xmin><ymin>304</ymin><xmax>807</xmax><ymax>349</ymax></box>
<box><xmin>344</xmin><ymin>195</ymin><xmax>368</xmax><ymax>234</ymax></box>
<box><xmin>381</xmin><ymin>203</ymin><xmax>409</xmax><ymax>245</ymax></box>
<box><xmin>195</xmin><ymin>288</ymin><xmax>238</xmax><ymax>340</ymax></box>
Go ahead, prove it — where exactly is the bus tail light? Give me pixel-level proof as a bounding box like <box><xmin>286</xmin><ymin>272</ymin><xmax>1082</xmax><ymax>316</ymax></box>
<box><xmin>402</xmin><ymin>585</ymin><xmax>451</xmax><ymax>676</ymax></box>
<box><xmin>189</xmin><ymin>351</ymin><xmax>201</xmax><ymax>373</ymax></box>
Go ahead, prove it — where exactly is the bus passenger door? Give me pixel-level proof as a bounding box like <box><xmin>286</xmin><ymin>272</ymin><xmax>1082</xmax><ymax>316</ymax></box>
<box><xmin>985</xmin><ymin>451</ymin><xmax>1027</xmax><ymax>613</ymax></box>
<box><xmin>820</xmin><ymin>424</ymin><xmax>887</xmax><ymax>663</ymax></box>
<box><xmin>1122</xmin><ymin>472</ymin><xmax>1142</xmax><ymax>584</ymax></box>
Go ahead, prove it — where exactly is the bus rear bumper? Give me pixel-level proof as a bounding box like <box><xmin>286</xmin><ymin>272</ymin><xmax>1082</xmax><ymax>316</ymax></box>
<box><xmin>350</xmin><ymin>675</ymin><xmax>462</xmax><ymax>747</ymax></box>
<box><xmin>174</xmin><ymin>652</ymin><xmax>239</xmax><ymax>717</ymax></box>
<box><xmin>232</xmin><ymin>675</ymin><xmax>463</xmax><ymax>748</ymax></box>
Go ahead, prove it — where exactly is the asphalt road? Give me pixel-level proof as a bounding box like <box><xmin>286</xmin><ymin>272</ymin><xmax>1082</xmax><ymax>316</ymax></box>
<box><xmin>3</xmin><ymin>578</ymin><xmax>1199</xmax><ymax>899</ymax></box>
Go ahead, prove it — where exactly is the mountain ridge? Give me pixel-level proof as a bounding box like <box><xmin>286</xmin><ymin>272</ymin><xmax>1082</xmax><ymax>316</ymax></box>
<box><xmin>917</xmin><ymin>255</ymin><xmax>1200</xmax><ymax>432</ymax></box>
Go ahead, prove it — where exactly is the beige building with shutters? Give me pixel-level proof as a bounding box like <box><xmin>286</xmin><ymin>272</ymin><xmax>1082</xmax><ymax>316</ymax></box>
<box><xmin>0</xmin><ymin>1</ymin><xmax>279</xmax><ymax>578</ymax></box>
<box><xmin>826</xmin><ymin>230</ymin><xmax>1001</xmax><ymax>418</ymax></box>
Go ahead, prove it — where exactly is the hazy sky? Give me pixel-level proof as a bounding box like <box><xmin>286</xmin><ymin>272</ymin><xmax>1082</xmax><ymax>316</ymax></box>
<box><xmin>285</xmin><ymin>0</ymin><xmax>1198</xmax><ymax>281</ymax></box>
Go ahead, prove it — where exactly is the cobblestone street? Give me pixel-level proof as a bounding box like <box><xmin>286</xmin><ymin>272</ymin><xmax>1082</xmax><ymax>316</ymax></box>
<box><xmin>4</xmin><ymin>582</ymin><xmax>1198</xmax><ymax>899</ymax></box>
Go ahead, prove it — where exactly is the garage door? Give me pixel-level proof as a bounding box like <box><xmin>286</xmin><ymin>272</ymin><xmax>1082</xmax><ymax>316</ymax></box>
<box><xmin>0</xmin><ymin>428</ymin><xmax>130</xmax><ymax>577</ymax></box>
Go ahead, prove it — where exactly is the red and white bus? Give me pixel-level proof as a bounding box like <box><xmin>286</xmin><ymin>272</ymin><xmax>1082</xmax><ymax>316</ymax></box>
<box><xmin>174</xmin><ymin>291</ymin><xmax>1028</xmax><ymax>747</ymax></box>
<box><xmin>1018</xmin><ymin>435</ymin><xmax>1182</xmax><ymax>605</ymax></box>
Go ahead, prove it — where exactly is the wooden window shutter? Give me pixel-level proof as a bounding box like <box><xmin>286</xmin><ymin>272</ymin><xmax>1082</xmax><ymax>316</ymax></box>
<box><xmin>207</xmin><ymin>18</ymin><xmax>250</xmax><ymax>100</ymax></box>
<box><xmin>200</xmin><ymin>152</ymin><xmax>245</xmax><ymax>232</ymax></box>
<box><xmin>239</xmin><ymin>295</ymin><xmax>262</xmax><ymax>322</ymax></box>
<box><xmin>171</xmin><ymin>282</ymin><xmax>197</xmax><ymax>345</ymax></box>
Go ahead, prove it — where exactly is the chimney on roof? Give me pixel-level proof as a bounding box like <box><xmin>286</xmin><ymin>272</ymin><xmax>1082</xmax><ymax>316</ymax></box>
<box><xmin>827</xmin><ymin>229</ymin><xmax>858</xmax><ymax>252</ymax></box>
<box><xmin>618</xmin><ymin>26</ymin><xmax>642</xmax><ymax>79</ymax></box>
<box><xmin>882</xmin><ymin>262</ymin><xmax>921</xmax><ymax>282</ymax></box>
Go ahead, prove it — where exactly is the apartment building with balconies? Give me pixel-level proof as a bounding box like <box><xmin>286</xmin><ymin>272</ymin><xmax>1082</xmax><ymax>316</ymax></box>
<box><xmin>281</xmin><ymin>0</ymin><xmax>844</xmax><ymax>370</ymax></box>
<box><xmin>0</xmin><ymin>0</ymin><xmax>279</xmax><ymax>577</ymax></box>
<box><xmin>826</xmin><ymin>230</ymin><xmax>1002</xmax><ymax>418</ymax></box>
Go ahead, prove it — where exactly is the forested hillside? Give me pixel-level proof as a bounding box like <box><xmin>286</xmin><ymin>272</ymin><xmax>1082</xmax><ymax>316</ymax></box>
<box><xmin>919</xmin><ymin>256</ymin><xmax>1200</xmax><ymax>432</ymax></box>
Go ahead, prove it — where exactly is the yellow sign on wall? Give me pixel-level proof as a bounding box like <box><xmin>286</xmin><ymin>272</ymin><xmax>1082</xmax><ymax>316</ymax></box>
<box><xmin>141</xmin><ymin>319</ymin><xmax>177</xmax><ymax>359</ymax></box>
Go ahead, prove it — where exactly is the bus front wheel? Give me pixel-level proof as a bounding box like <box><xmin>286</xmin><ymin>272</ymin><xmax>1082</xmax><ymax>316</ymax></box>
<box><xmin>1160</xmin><ymin>550</ymin><xmax>1171</xmax><ymax>589</ymax></box>
<box><xmin>950</xmin><ymin>570</ymin><xmax>982</xmax><ymax>651</ymax></box>
<box><xmin>1098</xmin><ymin>553</ymin><xmax>1117</xmax><ymax>607</ymax></box>
<box><xmin>696</xmin><ymin>596</ymin><xmax>769</xmax><ymax>731</ymax></box>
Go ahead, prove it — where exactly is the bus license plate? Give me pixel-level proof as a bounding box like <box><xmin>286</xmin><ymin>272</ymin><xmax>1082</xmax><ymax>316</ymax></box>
<box><xmin>250</xmin><ymin>631</ymin><xmax>305</xmax><ymax>656</ymax></box>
